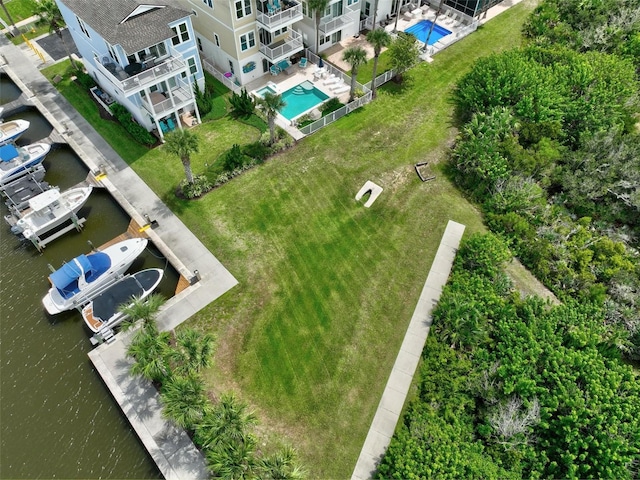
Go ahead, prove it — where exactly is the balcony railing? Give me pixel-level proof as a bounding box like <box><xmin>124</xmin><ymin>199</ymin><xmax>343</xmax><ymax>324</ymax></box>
<box><xmin>94</xmin><ymin>45</ymin><xmax>187</xmax><ymax>94</ymax></box>
<box><xmin>140</xmin><ymin>81</ymin><xmax>195</xmax><ymax>117</ymax></box>
<box><xmin>256</xmin><ymin>1</ymin><xmax>303</xmax><ymax>29</ymax></box>
<box><xmin>258</xmin><ymin>29</ymin><xmax>303</xmax><ymax>62</ymax></box>
<box><xmin>319</xmin><ymin>3</ymin><xmax>360</xmax><ymax>35</ymax></box>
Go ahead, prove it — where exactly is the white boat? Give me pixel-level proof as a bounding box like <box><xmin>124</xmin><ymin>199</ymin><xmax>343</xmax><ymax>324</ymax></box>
<box><xmin>42</xmin><ymin>238</ymin><xmax>149</xmax><ymax>314</ymax></box>
<box><xmin>8</xmin><ymin>186</ymin><xmax>92</xmax><ymax>239</ymax></box>
<box><xmin>0</xmin><ymin>142</ymin><xmax>52</xmax><ymax>185</ymax></box>
<box><xmin>0</xmin><ymin>119</ymin><xmax>30</xmax><ymax>146</ymax></box>
<box><xmin>82</xmin><ymin>268</ymin><xmax>164</xmax><ymax>333</ymax></box>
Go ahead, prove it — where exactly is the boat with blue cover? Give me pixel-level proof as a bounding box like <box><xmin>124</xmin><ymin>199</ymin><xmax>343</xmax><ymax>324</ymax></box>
<box><xmin>82</xmin><ymin>268</ymin><xmax>164</xmax><ymax>333</ymax></box>
<box><xmin>0</xmin><ymin>142</ymin><xmax>51</xmax><ymax>185</ymax></box>
<box><xmin>42</xmin><ymin>238</ymin><xmax>148</xmax><ymax>314</ymax></box>
<box><xmin>0</xmin><ymin>119</ymin><xmax>30</xmax><ymax>146</ymax></box>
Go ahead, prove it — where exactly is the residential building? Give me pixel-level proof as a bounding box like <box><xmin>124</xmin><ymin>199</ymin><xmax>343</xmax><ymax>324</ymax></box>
<box><xmin>182</xmin><ymin>0</ymin><xmax>360</xmax><ymax>86</ymax></box>
<box><xmin>55</xmin><ymin>0</ymin><xmax>203</xmax><ymax>139</ymax></box>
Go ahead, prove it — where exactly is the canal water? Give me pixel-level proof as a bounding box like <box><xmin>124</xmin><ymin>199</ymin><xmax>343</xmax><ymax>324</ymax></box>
<box><xmin>1</xmin><ymin>76</ymin><xmax>174</xmax><ymax>478</ymax></box>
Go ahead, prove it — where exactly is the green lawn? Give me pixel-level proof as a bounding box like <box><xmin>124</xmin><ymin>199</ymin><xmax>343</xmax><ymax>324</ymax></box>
<box><xmin>0</xmin><ymin>0</ymin><xmax>37</xmax><ymax>24</ymax></box>
<box><xmin>43</xmin><ymin>3</ymin><xmax>537</xmax><ymax>476</ymax></box>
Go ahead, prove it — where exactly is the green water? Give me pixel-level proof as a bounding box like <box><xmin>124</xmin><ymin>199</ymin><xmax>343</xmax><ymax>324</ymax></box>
<box><xmin>1</xmin><ymin>86</ymin><xmax>170</xmax><ymax>478</ymax></box>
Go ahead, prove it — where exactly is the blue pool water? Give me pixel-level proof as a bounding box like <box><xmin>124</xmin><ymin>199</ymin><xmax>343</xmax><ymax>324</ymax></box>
<box><xmin>405</xmin><ymin>20</ymin><xmax>452</xmax><ymax>45</ymax></box>
<box><xmin>280</xmin><ymin>81</ymin><xmax>329</xmax><ymax>120</ymax></box>
<box><xmin>256</xmin><ymin>85</ymin><xmax>277</xmax><ymax>97</ymax></box>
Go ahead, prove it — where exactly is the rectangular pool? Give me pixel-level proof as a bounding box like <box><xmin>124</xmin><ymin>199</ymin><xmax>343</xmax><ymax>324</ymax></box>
<box><xmin>404</xmin><ymin>20</ymin><xmax>452</xmax><ymax>45</ymax></box>
<box><xmin>280</xmin><ymin>80</ymin><xmax>329</xmax><ymax>121</ymax></box>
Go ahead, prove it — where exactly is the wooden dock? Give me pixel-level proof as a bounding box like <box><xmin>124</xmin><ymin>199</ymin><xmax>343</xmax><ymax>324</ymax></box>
<box><xmin>97</xmin><ymin>219</ymin><xmax>148</xmax><ymax>250</ymax></box>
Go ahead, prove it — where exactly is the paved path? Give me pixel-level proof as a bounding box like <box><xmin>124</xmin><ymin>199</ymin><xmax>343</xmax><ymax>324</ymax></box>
<box><xmin>351</xmin><ymin>220</ymin><xmax>465</xmax><ymax>480</ymax></box>
<box><xmin>1</xmin><ymin>36</ymin><xmax>236</xmax><ymax>479</ymax></box>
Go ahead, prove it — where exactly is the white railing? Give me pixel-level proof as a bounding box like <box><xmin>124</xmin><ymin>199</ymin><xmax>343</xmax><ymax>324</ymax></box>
<box><xmin>259</xmin><ymin>29</ymin><xmax>303</xmax><ymax>61</ymax></box>
<box><xmin>201</xmin><ymin>57</ymin><xmax>242</xmax><ymax>93</ymax></box>
<box><xmin>299</xmin><ymin>90</ymin><xmax>372</xmax><ymax>135</ymax></box>
<box><xmin>140</xmin><ymin>85</ymin><xmax>194</xmax><ymax>116</ymax></box>
<box><xmin>363</xmin><ymin>68</ymin><xmax>396</xmax><ymax>90</ymax></box>
<box><xmin>319</xmin><ymin>3</ymin><xmax>360</xmax><ymax>34</ymax></box>
<box><xmin>256</xmin><ymin>2</ymin><xmax>303</xmax><ymax>28</ymax></box>
<box><xmin>426</xmin><ymin>20</ymin><xmax>478</xmax><ymax>56</ymax></box>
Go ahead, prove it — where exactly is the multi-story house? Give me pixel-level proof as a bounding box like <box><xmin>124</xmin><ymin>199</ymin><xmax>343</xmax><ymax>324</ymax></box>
<box><xmin>184</xmin><ymin>0</ymin><xmax>360</xmax><ymax>86</ymax></box>
<box><xmin>55</xmin><ymin>0</ymin><xmax>204</xmax><ymax>139</ymax></box>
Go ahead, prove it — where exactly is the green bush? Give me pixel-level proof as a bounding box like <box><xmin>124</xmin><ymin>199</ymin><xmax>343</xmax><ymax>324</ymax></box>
<box><xmin>109</xmin><ymin>102</ymin><xmax>156</xmax><ymax>146</ymax></box>
<box><xmin>228</xmin><ymin>88</ymin><xmax>255</xmax><ymax>117</ymax></box>
<box><xmin>181</xmin><ymin>175</ymin><xmax>213</xmax><ymax>199</ymax></box>
<box><xmin>76</xmin><ymin>71</ymin><xmax>96</xmax><ymax>89</ymax></box>
<box><xmin>223</xmin><ymin>144</ymin><xmax>249</xmax><ymax>171</ymax></box>
<box><xmin>320</xmin><ymin>97</ymin><xmax>343</xmax><ymax>114</ymax></box>
<box><xmin>193</xmin><ymin>77</ymin><xmax>212</xmax><ymax>116</ymax></box>
<box><xmin>242</xmin><ymin>141</ymin><xmax>270</xmax><ymax>162</ymax></box>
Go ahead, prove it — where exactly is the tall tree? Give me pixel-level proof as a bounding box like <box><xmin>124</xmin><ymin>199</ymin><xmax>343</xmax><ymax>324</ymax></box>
<box><xmin>0</xmin><ymin>0</ymin><xmax>17</xmax><ymax>37</ymax></box>
<box><xmin>119</xmin><ymin>293</ymin><xmax>165</xmax><ymax>331</ymax></box>
<box><xmin>127</xmin><ymin>325</ymin><xmax>172</xmax><ymax>383</ymax></box>
<box><xmin>308</xmin><ymin>0</ymin><xmax>330</xmax><ymax>54</ymax></box>
<box><xmin>388</xmin><ymin>32</ymin><xmax>421</xmax><ymax>83</ymax></box>
<box><xmin>257</xmin><ymin>92</ymin><xmax>286</xmax><ymax>145</ymax></box>
<box><xmin>163</xmin><ymin>128</ymin><xmax>200</xmax><ymax>184</ymax></box>
<box><xmin>35</xmin><ymin>0</ymin><xmax>76</xmax><ymax>68</ymax></box>
<box><xmin>424</xmin><ymin>0</ymin><xmax>445</xmax><ymax>51</ymax></box>
<box><xmin>194</xmin><ymin>393</ymin><xmax>258</xmax><ymax>450</ymax></box>
<box><xmin>342</xmin><ymin>46</ymin><xmax>368</xmax><ymax>102</ymax></box>
<box><xmin>366</xmin><ymin>28</ymin><xmax>392</xmax><ymax>98</ymax></box>
<box><xmin>160</xmin><ymin>372</ymin><xmax>210</xmax><ymax>431</ymax></box>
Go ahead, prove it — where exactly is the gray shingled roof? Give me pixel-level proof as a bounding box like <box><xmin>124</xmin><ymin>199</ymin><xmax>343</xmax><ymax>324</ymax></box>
<box><xmin>59</xmin><ymin>0</ymin><xmax>191</xmax><ymax>53</ymax></box>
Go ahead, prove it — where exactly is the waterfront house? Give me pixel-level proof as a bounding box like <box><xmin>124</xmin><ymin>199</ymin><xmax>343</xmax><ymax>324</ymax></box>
<box><xmin>55</xmin><ymin>0</ymin><xmax>203</xmax><ymax>139</ymax></box>
<box><xmin>181</xmin><ymin>0</ymin><xmax>360</xmax><ymax>86</ymax></box>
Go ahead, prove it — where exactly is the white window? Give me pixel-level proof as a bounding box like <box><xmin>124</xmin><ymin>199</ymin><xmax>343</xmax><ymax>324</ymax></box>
<box><xmin>302</xmin><ymin>1</ymin><xmax>308</xmax><ymax>16</ymax></box>
<box><xmin>235</xmin><ymin>0</ymin><xmax>252</xmax><ymax>18</ymax></box>
<box><xmin>203</xmin><ymin>0</ymin><xmax>213</xmax><ymax>7</ymax></box>
<box><xmin>181</xmin><ymin>57</ymin><xmax>198</xmax><ymax>78</ymax></box>
<box><xmin>214</xmin><ymin>33</ymin><xmax>220</xmax><ymax>47</ymax></box>
<box><xmin>347</xmin><ymin>0</ymin><xmax>357</xmax><ymax>5</ymax></box>
<box><xmin>197</xmin><ymin>37</ymin><xmax>203</xmax><ymax>51</ymax></box>
<box><xmin>105</xmin><ymin>42</ymin><xmax>117</xmax><ymax>61</ymax></box>
<box><xmin>240</xmin><ymin>31</ymin><xmax>255</xmax><ymax>51</ymax></box>
<box><xmin>171</xmin><ymin>22</ymin><xmax>190</xmax><ymax>45</ymax></box>
<box><xmin>76</xmin><ymin>16</ymin><xmax>90</xmax><ymax>37</ymax></box>
<box><xmin>273</xmin><ymin>26</ymin><xmax>288</xmax><ymax>36</ymax></box>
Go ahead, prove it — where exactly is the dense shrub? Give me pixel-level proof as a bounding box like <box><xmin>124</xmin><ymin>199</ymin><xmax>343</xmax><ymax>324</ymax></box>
<box><xmin>222</xmin><ymin>143</ymin><xmax>251</xmax><ymax>171</ymax></box>
<box><xmin>242</xmin><ymin>141</ymin><xmax>270</xmax><ymax>162</ymax></box>
<box><xmin>180</xmin><ymin>175</ymin><xmax>212</xmax><ymax>199</ymax></box>
<box><xmin>228</xmin><ymin>88</ymin><xmax>255</xmax><ymax>117</ymax></box>
<box><xmin>76</xmin><ymin>71</ymin><xmax>96</xmax><ymax>89</ymax></box>
<box><xmin>320</xmin><ymin>97</ymin><xmax>343</xmax><ymax>114</ymax></box>
<box><xmin>193</xmin><ymin>77</ymin><xmax>212</xmax><ymax>116</ymax></box>
<box><xmin>109</xmin><ymin>102</ymin><xmax>156</xmax><ymax>146</ymax></box>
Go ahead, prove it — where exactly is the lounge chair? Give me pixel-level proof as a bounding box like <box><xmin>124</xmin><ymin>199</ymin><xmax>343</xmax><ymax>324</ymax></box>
<box><xmin>298</xmin><ymin>57</ymin><xmax>307</xmax><ymax>68</ymax></box>
<box><xmin>333</xmin><ymin>84</ymin><xmax>350</xmax><ymax>94</ymax></box>
<box><xmin>270</xmin><ymin>64</ymin><xmax>281</xmax><ymax>75</ymax></box>
<box><xmin>159</xmin><ymin>121</ymin><xmax>169</xmax><ymax>133</ymax></box>
<box><xmin>167</xmin><ymin>117</ymin><xmax>176</xmax><ymax>130</ymax></box>
<box><xmin>277</xmin><ymin>59</ymin><xmax>292</xmax><ymax>71</ymax></box>
<box><xmin>323</xmin><ymin>74</ymin><xmax>339</xmax><ymax>85</ymax></box>
<box><xmin>330</xmin><ymin>80</ymin><xmax>345</xmax><ymax>91</ymax></box>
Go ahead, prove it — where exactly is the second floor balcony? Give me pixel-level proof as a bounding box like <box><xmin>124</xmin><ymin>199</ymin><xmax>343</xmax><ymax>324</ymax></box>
<box><xmin>140</xmin><ymin>77</ymin><xmax>195</xmax><ymax>117</ymax></box>
<box><xmin>256</xmin><ymin>0</ymin><xmax>303</xmax><ymax>30</ymax></box>
<box><xmin>319</xmin><ymin>3</ymin><xmax>360</xmax><ymax>35</ymax></box>
<box><xmin>95</xmin><ymin>45</ymin><xmax>187</xmax><ymax>94</ymax></box>
<box><xmin>259</xmin><ymin>29</ymin><xmax>303</xmax><ymax>63</ymax></box>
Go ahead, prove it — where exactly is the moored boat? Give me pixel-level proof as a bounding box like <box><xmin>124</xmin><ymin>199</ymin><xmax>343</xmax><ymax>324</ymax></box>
<box><xmin>0</xmin><ymin>119</ymin><xmax>30</xmax><ymax>146</ymax></box>
<box><xmin>0</xmin><ymin>142</ymin><xmax>52</xmax><ymax>185</ymax></box>
<box><xmin>42</xmin><ymin>238</ymin><xmax>149</xmax><ymax>315</ymax></box>
<box><xmin>7</xmin><ymin>186</ymin><xmax>92</xmax><ymax>239</ymax></box>
<box><xmin>82</xmin><ymin>268</ymin><xmax>164</xmax><ymax>333</ymax></box>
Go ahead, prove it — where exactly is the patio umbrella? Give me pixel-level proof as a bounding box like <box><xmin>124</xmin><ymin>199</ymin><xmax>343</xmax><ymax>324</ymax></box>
<box><xmin>318</xmin><ymin>57</ymin><xmax>324</xmax><ymax>68</ymax></box>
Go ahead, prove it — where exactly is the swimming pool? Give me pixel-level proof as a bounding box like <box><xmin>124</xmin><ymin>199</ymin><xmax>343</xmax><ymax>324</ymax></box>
<box><xmin>279</xmin><ymin>80</ymin><xmax>329</xmax><ymax>121</ymax></box>
<box><xmin>405</xmin><ymin>20</ymin><xmax>452</xmax><ymax>45</ymax></box>
<box><xmin>256</xmin><ymin>85</ymin><xmax>277</xmax><ymax>97</ymax></box>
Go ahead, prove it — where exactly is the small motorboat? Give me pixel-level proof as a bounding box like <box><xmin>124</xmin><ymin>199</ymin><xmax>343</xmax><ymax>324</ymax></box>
<box><xmin>42</xmin><ymin>238</ymin><xmax>149</xmax><ymax>314</ymax></box>
<box><xmin>82</xmin><ymin>268</ymin><xmax>164</xmax><ymax>333</ymax></box>
<box><xmin>0</xmin><ymin>119</ymin><xmax>30</xmax><ymax>146</ymax></box>
<box><xmin>7</xmin><ymin>186</ymin><xmax>92</xmax><ymax>239</ymax></box>
<box><xmin>0</xmin><ymin>142</ymin><xmax>52</xmax><ymax>185</ymax></box>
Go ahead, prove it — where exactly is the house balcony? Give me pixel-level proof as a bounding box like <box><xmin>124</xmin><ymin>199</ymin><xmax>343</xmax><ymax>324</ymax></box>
<box><xmin>259</xmin><ymin>29</ymin><xmax>303</xmax><ymax>63</ymax></box>
<box><xmin>256</xmin><ymin>0</ymin><xmax>303</xmax><ymax>31</ymax></box>
<box><xmin>319</xmin><ymin>3</ymin><xmax>360</xmax><ymax>35</ymax></box>
<box><xmin>94</xmin><ymin>46</ymin><xmax>187</xmax><ymax>95</ymax></box>
<box><xmin>140</xmin><ymin>79</ymin><xmax>195</xmax><ymax>117</ymax></box>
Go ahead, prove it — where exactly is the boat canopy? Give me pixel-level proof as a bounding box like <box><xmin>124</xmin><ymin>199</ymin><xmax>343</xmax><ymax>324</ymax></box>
<box><xmin>0</xmin><ymin>144</ymin><xmax>18</xmax><ymax>162</ymax></box>
<box><xmin>50</xmin><ymin>252</ymin><xmax>112</xmax><ymax>298</ymax></box>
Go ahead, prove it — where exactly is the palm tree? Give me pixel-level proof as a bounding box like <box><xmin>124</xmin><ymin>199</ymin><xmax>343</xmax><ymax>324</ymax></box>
<box><xmin>257</xmin><ymin>445</ymin><xmax>306</xmax><ymax>480</ymax></box>
<box><xmin>160</xmin><ymin>372</ymin><xmax>210</xmax><ymax>431</ymax></box>
<box><xmin>0</xmin><ymin>0</ymin><xmax>17</xmax><ymax>37</ymax></box>
<box><xmin>171</xmin><ymin>328</ymin><xmax>216</xmax><ymax>375</ymax></box>
<box><xmin>308</xmin><ymin>0</ymin><xmax>330</xmax><ymax>54</ymax></box>
<box><xmin>424</xmin><ymin>0</ymin><xmax>445</xmax><ymax>52</ymax></box>
<box><xmin>119</xmin><ymin>293</ymin><xmax>165</xmax><ymax>332</ymax></box>
<box><xmin>35</xmin><ymin>0</ymin><xmax>76</xmax><ymax>68</ymax></box>
<box><xmin>257</xmin><ymin>92</ymin><xmax>286</xmax><ymax>145</ymax></box>
<box><xmin>163</xmin><ymin>128</ymin><xmax>200</xmax><ymax>184</ymax></box>
<box><xmin>366</xmin><ymin>28</ymin><xmax>392</xmax><ymax>99</ymax></box>
<box><xmin>194</xmin><ymin>392</ymin><xmax>258</xmax><ymax>450</ymax></box>
<box><xmin>342</xmin><ymin>46</ymin><xmax>368</xmax><ymax>102</ymax></box>
<box><xmin>127</xmin><ymin>326</ymin><xmax>172</xmax><ymax>383</ymax></box>
<box><xmin>206</xmin><ymin>434</ymin><xmax>258</xmax><ymax>480</ymax></box>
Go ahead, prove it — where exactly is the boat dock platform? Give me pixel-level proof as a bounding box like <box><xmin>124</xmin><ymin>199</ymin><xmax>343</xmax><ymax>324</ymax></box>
<box><xmin>2</xmin><ymin>37</ymin><xmax>238</xmax><ymax>479</ymax></box>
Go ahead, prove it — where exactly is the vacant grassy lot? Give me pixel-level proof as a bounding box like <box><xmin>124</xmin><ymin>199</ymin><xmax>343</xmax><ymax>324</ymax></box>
<box><xmin>0</xmin><ymin>0</ymin><xmax>37</xmax><ymax>24</ymax></box>
<box><xmin>43</xmin><ymin>2</ymin><xmax>537</xmax><ymax>475</ymax></box>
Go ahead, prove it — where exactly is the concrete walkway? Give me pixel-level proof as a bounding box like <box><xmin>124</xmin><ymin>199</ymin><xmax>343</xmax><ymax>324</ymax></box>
<box><xmin>351</xmin><ymin>220</ymin><xmax>465</xmax><ymax>480</ymax></box>
<box><xmin>1</xmin><ymin>36</ymin><xmax>236</xmax><ymax>479</ymax></box>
